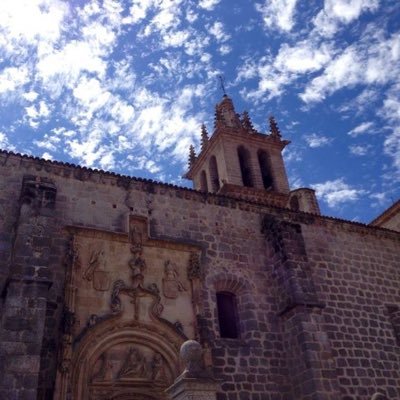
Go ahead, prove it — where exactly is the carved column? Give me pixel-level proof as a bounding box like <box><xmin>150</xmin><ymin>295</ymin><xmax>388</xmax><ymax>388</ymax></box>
<box><xmin>261</xmin><ymin>215</ymin><xmax>340</xmax><ymax>400</ymax></box>
<box><xmin>166</xmin><ymin>340</ymin><xmax>220</xmax><ymax>400</ymax></box>
<box><xmin>0</xmin><ymin>176</ymin><xmax>57</xmax><ymax>399</ymax></box>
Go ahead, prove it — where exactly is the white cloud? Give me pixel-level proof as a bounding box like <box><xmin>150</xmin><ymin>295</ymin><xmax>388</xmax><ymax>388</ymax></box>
<box><xmin>381</xmin><ymin>84</ymin><xmax>400</xmax><ymax>172</ymax></box>
<box><xmin>139</xmin><ymin>0</ymin><xmax>184</xmax><ymax>38</ymax></box>
<box><xmin>0</xmin><ymin>66</ymin><xmax>29</xmax><ymax>94</ymax></box>
<box><xmin>347</xmin><ymin>121</ymin><xmax>374</xmax><ymax>137</ymax></box>
<box><xmin>349</xmin><ymin>144</ymin><xmax>371</xmax><ymax>156</ymax></box>
<box><xmin>255</xmin><ymin>0</ymin><xmax>299</xmax><ymax>32</ymax></box>
<box><xmin>41</xmin><ymin>151</ymin><xmax>53</xmax><ymax>160</ymax></box>
<box><xmin>274</xmin><ymin>41</ymin><xmax>333</xmax><ymax>74</ymax></box>
<box><xmin>23</xmin><ymin>91</ymin><xmax>39</xmax><ymax>102</ymax></box>
<box><xmin>304</xmin><ymin>133</ymin><xmax>333</xmax><ymax>148</ymax></box>
<box><xmin>237</xmin><ymin>38</ymin><xmax>334</xmax><ymax>102</ymax></box>
<box><xmin>209</xmin><ymin>22</ymin><xmax>230</xmax><ymax>43</ymax></box>
<box><xmin>162</xmin><ymin>30</ymin><xmax>190</xmax><ymax>47</ymax></box>
<box><xmin>186</xmin><ymin>9</ymin><xmax>198</xmax><ymax>23</ymax></box>
<box><xmin>198</xmin><ymin>0</ymin><xmax>220</xmax><ymax>11</ymax></box>
<box><xmin>283</xmin><ymin>146</ymin><xmax>303</xmax><ymax>163</ymax></box>
<box><xmin>25</xmin><ymin>100</ymin><xmax>51</xmax><ymax>128</ymax></box>
<box><xmin>0</xmin><ymin>0</ymin><xmax>68</xmax><ymax>52</ymax></box>
<box><xmin>0</xmin><ymin>131</ymin><xmax>15</xmax><ymax>150</ymax></box>
<box><xmin>73</xmin><ymin>77</ymin><xmax>111</xmax><ymax>116</ymax></box>
<box><xmin>312</xmin><ymin>178</ymin><xmax>366</xmax><ymax>207</ymax></box>
<box><xmin>239</xmin><ymin>55</ymin><xmax>292</xmax><ymax>101</ymax></box>
<box><xmin>37</xmin><ymin>37</ymin><xmax>108</xmax><ymax>93</ymax></box>
<box><xmin>313</xmin><ymin>0</ymin><xmax>380</xmax><ymax>37</ymax></box>
<box><xmin>301</xmin><ymin>32</ymin><xmax>400</xmax><ymax>103</ymax></box>
<box><xmin>369</xmin><ymin>192</ymin><xmax>387</xmax><ymax>205</ymax></box>
<box><xmin>126</xmin><ymin>0</ymin><xmax>154</xmax><ymax>24</ymax></box>
<box><xmin>300</xmin><ymin>47</ymin><xmax>362</xmax><ymax>103</ymax></box>
<box><xmin>219</xmin><ymin>45</ymin><xmax>232</xmax><ymax>55</ymax></box>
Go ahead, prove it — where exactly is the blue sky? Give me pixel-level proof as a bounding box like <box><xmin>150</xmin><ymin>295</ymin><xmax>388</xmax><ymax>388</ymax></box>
<box><xmin>0</xmin><ymin>0</ymin><xmax>399</xmax><ymax>223</ymax></box>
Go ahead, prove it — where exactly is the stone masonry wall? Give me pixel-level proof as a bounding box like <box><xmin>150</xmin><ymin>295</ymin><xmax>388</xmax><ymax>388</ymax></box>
<box><xmin>0</xmin><ymin>152</ymin><xmax>400</xmax><ymax>400</ymax></box>
<box><xmin>303</xmin><ymin>223</ymin><xmax>400</xmax><ymax>399</ymax></box>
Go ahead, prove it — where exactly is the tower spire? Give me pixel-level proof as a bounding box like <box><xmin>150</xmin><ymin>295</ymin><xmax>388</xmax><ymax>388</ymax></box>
<box><xmin>269</xmin><ymin>116</ymin><xmax>281</xmax><ymax>138</ymax></box>
<box><xmin>218</xmin><ymin>75</ymin><xmax>226</xmax><ymax>96</ymax></box>
<box><xmin>241</xmin><ymin>111</ymin><xmax>257</xmax><ymax>134</ymax></box>
<box><xmin>200</xmin><ymin>124</ymin><xmax>209</xmax><ymax>151</ymax></box>
<box><xmin>188</xmin><ymin>145</ymin><xmax>197</xmax><ymax>168</ymax></box>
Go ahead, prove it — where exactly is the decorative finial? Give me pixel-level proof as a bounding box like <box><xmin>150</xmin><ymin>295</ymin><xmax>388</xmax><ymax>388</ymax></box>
<box><xmin>200</xmin><ymin>124</ymin><xmax>209</xmax><ymax>151</ymax></box>
<box><xmin>241</xmin><ymin>111</ymin><xmax>257</xmax><ymax>134</ymax></box>
<box><xmin>218</xmin><ymin>75</ymin><xmax>226</xmax><ymax>96</ymax></box>
<box><xmin>188</xmin><ymin>145</ymin><xmax>197</xmax><ymax>168</ymax></box>
<box><xmin>179</xmin><ymin>340</ymin><xmax>206</xmax><ymax>378</ymax></box>
<box><xmin>269</xmin><ymin>115</ymin><xmax>281</xmax><ymax>138</ymax></box>
<box><xmin>214</xmin><ymin>107</ymin><xmax>223</xmax><ymax>130</ymax></box>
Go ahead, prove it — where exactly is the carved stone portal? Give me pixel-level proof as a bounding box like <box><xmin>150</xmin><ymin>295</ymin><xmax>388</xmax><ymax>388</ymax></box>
<box><xmin>55</xmin><ymin>218</ymin><xmax>201</xmax><ymax>400</ymax></box>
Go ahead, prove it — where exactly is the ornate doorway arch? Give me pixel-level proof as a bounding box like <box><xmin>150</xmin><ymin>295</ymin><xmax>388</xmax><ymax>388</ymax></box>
<box><xmin>71</xmin><ymin>319</ymin><xmax>183</xmax><ymax>400</ymax></box>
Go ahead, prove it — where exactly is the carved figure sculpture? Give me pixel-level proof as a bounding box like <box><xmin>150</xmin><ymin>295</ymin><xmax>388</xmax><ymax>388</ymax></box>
<box><xmin>128</xmin><ymin>247</ymin><xmax>146</xmax><ymax>288</ymax></box>
<box><xmin>162</xmin><ymin>260</ymin><xmax>186</xmax><ymax>299</ymax></box>
<box><xmin>129</xmin><ymin>223</ymin><xmax>143</xmax><ymax>251</ymax></box>
<box><xmin>84</xmin><ymin>249</ymin><xmax>105</xmax><ymax>281</ymax></box>
<box><xmin>151</xmin><ymin>353</ymin><xmax>167</xmax><ymax>384</ymax></box>
<box><xmin>87</xmin><ymin>314</ymin><xmax>99</xmax><ymax>328</ymax></box>
<box><xmin>91</xmin><ymin>352</ymin><xmax>113</xmax><ymax>382</ymax></box>
<box><xmin>83</xmin><ymin>249</ymin><xmax>110</xmax><ymax>291</ymax></box>
<box><xmin>110</xmin><ymin>280</ymin><xmax>126</xmax><ymax>313</ymax></box>
<box><xmin>117</xmin><ymin>347</ymin><xmax>148</xmax><ymax>379</ymax></box>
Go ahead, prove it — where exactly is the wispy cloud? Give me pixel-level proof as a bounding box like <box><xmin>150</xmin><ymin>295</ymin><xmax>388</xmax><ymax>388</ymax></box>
<box><xmin>381</xmin><ymin>83</ymin><xmax>400</xmax><ymax>172</ymax></box>
<box><xmin>312</xmin><ymin>178</ymin><xmax>367</xmax><ymax>207</ymax></box>
<box><xmin>0</xmin><ymin>131</ymin><xmax>15</xmax><ymax>151</ymax></box>
<box><xmin>304</xmin><ymin>133</ymin><xmax>333</xmax><ymax>148</ymax></box>
<box><xmin>255</xmin><ymin>0</ymin><xmax>299</xmax><ymax>32</ymax></box>
<box><xmin>0</xmin><ymin>66</ymin><xmax>29</xmax><ymax>94</ymax></box>
<box><xmin>347</xmin><ymin>121</ymin><xmax>374</xmax><ymax>137</ymax></box>
<box><xmin>313</xmin><ymin>0</ymin><xmax>380</xmax><ymax>37</ymax></box>
<box><xmin>349</xmin><ymin>144</ymin><xmax>371</xmax><ymax>156</ymax></box>
<box><xmin>208</xmin><ymin>21</ymin><xmax>230</xmax><ymax>43</ymax></box>
<box><xmin>198</xmin><ymin>0</ymin><xmax>220</xmax><ymax>11</ymax></box>
<box><xmin>301</xmin><ymin>31</ymin><xmax>400</xmax><ymax>103</ymax></box>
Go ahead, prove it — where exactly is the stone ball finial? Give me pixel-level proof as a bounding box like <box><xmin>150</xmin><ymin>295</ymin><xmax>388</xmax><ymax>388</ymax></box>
<box><xmin>180</xmin><ymin>340</ymin><xmax>204</xmax><ymax>376</ymax></box>
<box><xmin>371</xmin><ymin>393</ymin><xmax>388</xmax><ymax>400</ymax></box>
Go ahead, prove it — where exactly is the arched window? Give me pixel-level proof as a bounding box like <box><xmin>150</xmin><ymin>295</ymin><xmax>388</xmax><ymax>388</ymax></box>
<box><xmin>200</xmin><ymin>170</ymin><xmax>208</xmax><ymax>192</ymax></box>
<box><xmin>209</xmin><ymin>156</ymin><xmax>220</xmax><ymax>192</ymax></box>
<box><xmin>290</xmin><ymin>195</ymin><xmax>300</xmax><ymax>211</ymax></box>
<box><xmin>258</xmin><ymin>150</ymin><xmax>274</xmax><ymax>190</ymax></box>
<box><xmin>216</xmin><ymin>291</ymin><xmax>239</xmax><ymax>339</ymax></box>
<box><xmin>237</xmin><ymin>146</ymin><xmax>254</xmax><ymax>187</ymax></box>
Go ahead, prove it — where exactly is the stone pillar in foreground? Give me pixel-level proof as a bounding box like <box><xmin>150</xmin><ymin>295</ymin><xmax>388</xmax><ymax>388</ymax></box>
<box><xmin>166</xmin><ymin>340</ymin><xmax>220</xmax><ymax>400</ymax></box>
<box><xmin>0</xmin><ymin>176</ymin><xmax>56</xmax><ymax>400</ymax></box>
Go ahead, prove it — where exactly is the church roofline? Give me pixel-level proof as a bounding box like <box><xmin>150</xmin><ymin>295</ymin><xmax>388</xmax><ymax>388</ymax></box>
<box><xmin>1</xmin><ymin>148</ymin><xmax>399</xmax><ymax>239</ymax></box>
<box><xmin>369</xmin><ymin>199</ymin><xmax>400</xmax><ymax>226</ymax></box>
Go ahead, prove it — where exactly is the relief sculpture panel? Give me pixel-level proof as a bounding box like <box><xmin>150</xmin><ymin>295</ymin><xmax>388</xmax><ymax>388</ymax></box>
<box><xmin>55</xmin><ymin>215</ymin><xmax>202</xmax><ymax>400</ymax></box>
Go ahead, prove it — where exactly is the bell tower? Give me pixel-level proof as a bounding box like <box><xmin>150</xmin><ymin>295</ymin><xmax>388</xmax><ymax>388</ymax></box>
<box><xmin>184</xmin><ymin>95</ymin><xmax>293</xmax><ymax>208</ymax></box>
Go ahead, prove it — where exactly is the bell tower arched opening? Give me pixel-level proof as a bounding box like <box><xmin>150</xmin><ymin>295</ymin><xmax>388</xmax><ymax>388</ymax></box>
<box><xmin>209</xmin><ymin>156</ymin><xmax>220</xmax><ymax>192</ymax></box>
<box><xmin>200</xmin><ymin>170</ymin><xmax>208</xmax><ymax>192</ymax></box>
<box><xmin>237</xmin><ymin>146</ymin><xmax>254</xmax><ymax>188</ymax></box>
<box><xmin>258</xmin><ymin>150</ymin><xmax>274</xmax><ymax>190</ymax></box>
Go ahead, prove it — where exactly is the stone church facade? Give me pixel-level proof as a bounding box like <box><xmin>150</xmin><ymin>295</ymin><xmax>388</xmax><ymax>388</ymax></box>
<box><xmin>0</xmin><ymin>95</ymin><xmax>399</xmax><ymax>400</ymax></box>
